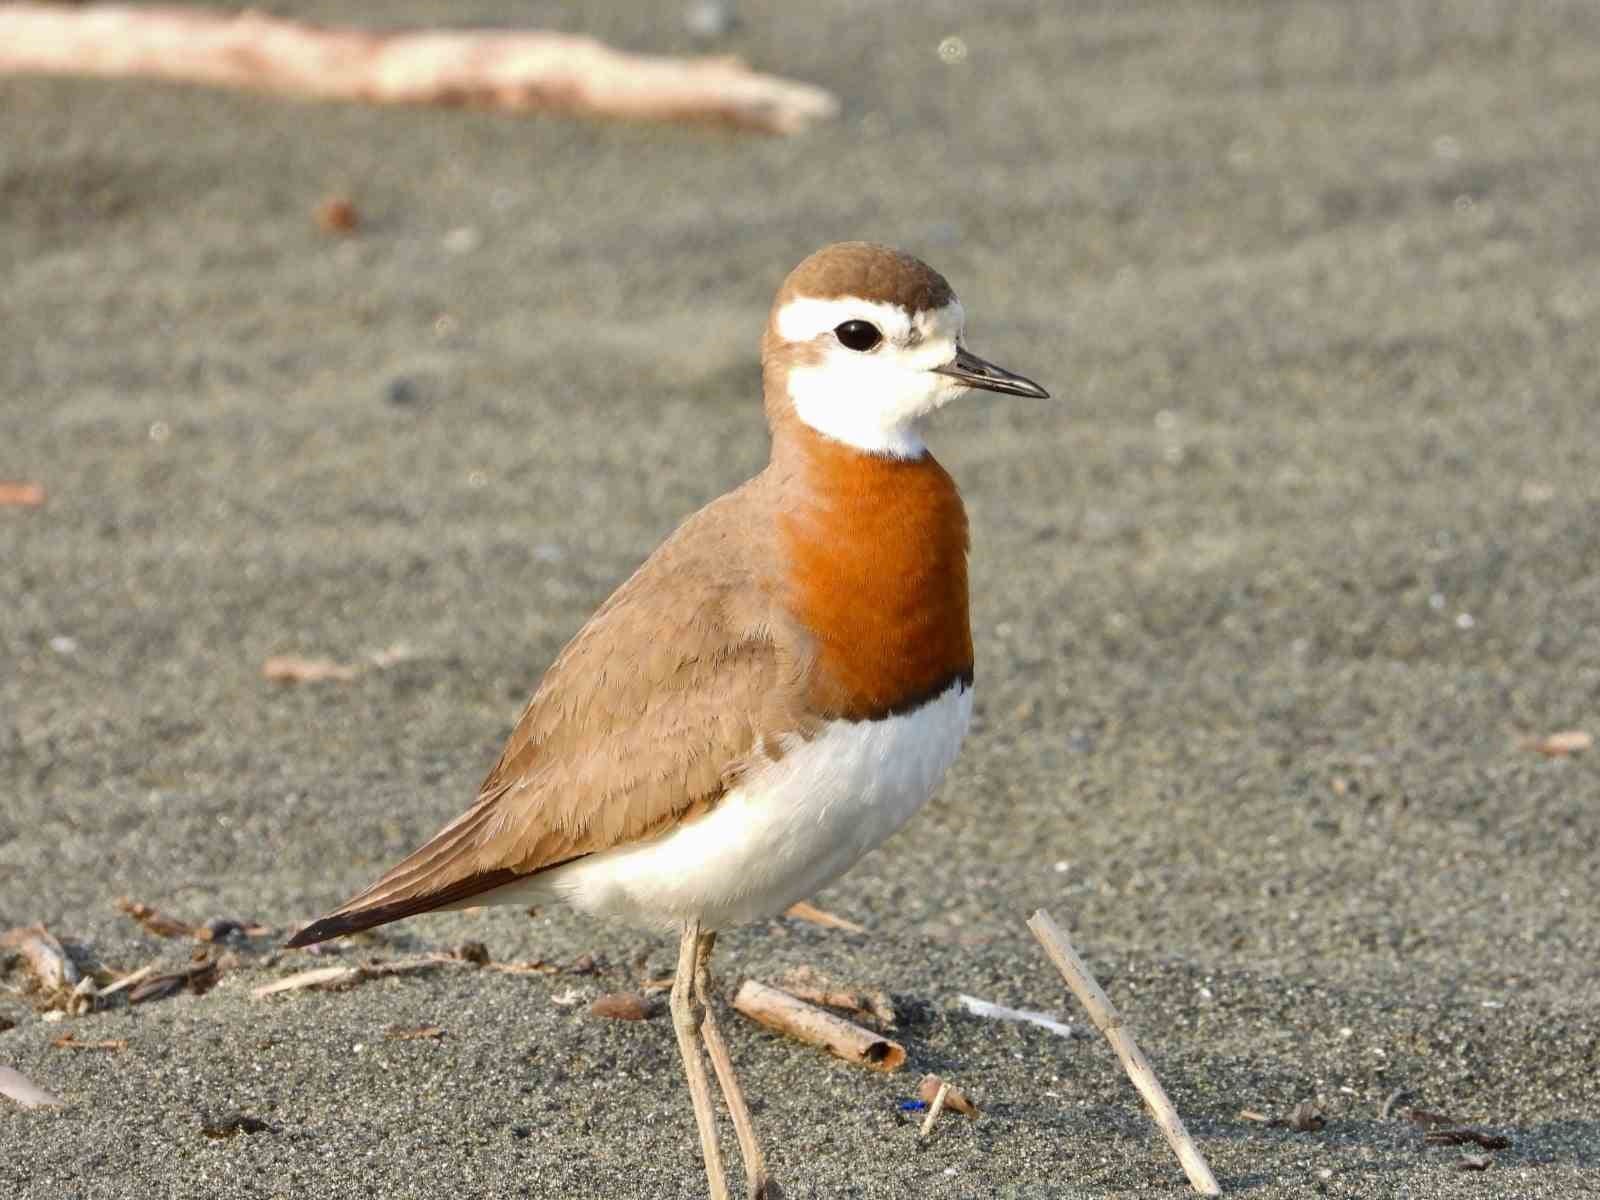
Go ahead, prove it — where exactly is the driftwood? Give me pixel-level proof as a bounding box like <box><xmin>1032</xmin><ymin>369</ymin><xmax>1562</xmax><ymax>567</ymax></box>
<box><xmin>733</xmin><ymin>980</ymin><xmax>905</xmax><ymax>1072</ymax></box>
<box><xmin>0</xmin><ymin>4</ymin><xmax>839</xmax><ymax>135</ymax></box>
<box><xmin>1028</xmin><ymin>910</ymin><xmax>1221</xmax><ymax>1196</ymax></box>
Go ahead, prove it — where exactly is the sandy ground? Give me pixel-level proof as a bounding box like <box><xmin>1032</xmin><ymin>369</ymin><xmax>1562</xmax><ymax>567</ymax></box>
<box><xmin>4</xmin><ymin>1</ymin><xmax>1600</xmax><ymax>1196</ymax></box>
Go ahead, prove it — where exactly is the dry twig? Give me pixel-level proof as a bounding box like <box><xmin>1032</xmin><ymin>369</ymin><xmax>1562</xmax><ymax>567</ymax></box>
<box><xmin>733</xmin><ymin>980</ymin><xmax>905</xmax><ymax>1072</ymax></box>
<box><xmin>1426</xmin><ymin>1129</ymin><xmax>1511</xmax><ymax>1151</ymax></box>
<box><xmin>0</xmin><ymin>482</ymin><xmax>46</xmax><ymax>507</ymax></box>
<box><xmin>385</xmin><ymin>1025</ymin><xmax>445</xmax><ymax>1041</ymax></box>
<box><xmin>783</xmin><ymin>901</ymin><xmax>866</xmax><ymax>934</ymax></box>
<box><xmin>0</xmin><ymin>5</ymin><xmax>839</xmax><ymax>135</ymax></box>
<box><xmin>919</xmin><ymin>1079</ymin><xmax>950</xmax><ymax>1138</ymax></box>
<box><xmin>1027</xmin><ymin>909</ymin><xmax>1221</xmax><ymax>1197</ymax></box>
<box><xmin>918</xmin><ymin>1073</ymin><xmax>979</xmax><ymax>1119</ymax></box>
<box><xmin>1523</xmin><ymin>730</ymin><xmax>1592</xmax><ymax>757</ymax></box>
<box><xmin>50</xmin><ymin>1033</ymin><xmax>127</xmax><ymax>1052</ymax></box>
<box><xmin>777</xmin><ymin>965</ymin><xmax>895</xmax><ymax>1026</ymax></box>
<box><xmin>254</xmin><ymin>949</ymin><xmax>550</xmax><ymax>999</ymax></box>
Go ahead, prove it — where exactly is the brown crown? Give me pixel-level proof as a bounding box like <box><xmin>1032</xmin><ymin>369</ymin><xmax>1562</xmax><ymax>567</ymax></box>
<box><xmin>772</xmin><ymin>242</ymin><xmax>957</xmax><ymax>315</ymax></box>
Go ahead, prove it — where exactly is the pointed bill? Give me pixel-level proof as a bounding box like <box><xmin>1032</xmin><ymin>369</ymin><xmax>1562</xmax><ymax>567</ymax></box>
<box><xmin>931</xmin><ymin>347</ymin><xmax>1049</xmax><ymax>399</ymax></box>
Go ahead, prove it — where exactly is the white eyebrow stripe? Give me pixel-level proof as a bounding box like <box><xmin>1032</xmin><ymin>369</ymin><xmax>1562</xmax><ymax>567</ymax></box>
<box><xmin>774</xmin><ymin>297</ymin><xmax>913</xmax><ymax>344</ymax></box>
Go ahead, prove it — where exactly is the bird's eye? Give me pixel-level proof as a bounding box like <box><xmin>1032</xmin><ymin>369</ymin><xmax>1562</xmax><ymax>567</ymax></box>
<box><xmin>833</xmin><ymin>320</ymin><xmax>882</xmax><ymax>352</ymax></box>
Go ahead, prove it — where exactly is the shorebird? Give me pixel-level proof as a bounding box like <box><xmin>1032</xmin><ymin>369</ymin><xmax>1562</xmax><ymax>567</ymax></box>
<box><xmin>288</xmin><ymin>242</ymin><xmax>1047</xmax><ymax>1199</ymax></box>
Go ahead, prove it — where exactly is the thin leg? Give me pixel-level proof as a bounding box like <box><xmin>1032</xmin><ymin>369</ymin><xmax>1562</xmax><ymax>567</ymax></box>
<box><xmin>695</xmin><ymin>931</ymin><xmax>775</xmax><ymax>1200</ymax></box>
<box><xmin>672</xmin><ymin>920</ymin><xmax>730</xmax><ymax>1200</ymax></box>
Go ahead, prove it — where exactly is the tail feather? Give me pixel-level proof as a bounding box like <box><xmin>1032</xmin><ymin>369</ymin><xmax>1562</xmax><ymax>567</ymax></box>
<box><xmin>285</xmin><ymin>867</ymin><xmax>524</xmax><ymax>947</ymax></box>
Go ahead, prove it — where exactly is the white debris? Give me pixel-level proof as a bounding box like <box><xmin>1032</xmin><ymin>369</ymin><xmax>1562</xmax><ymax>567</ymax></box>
<box><xmin>956</xmin><ymin>994</ymin><xmax>1079</xmax><ymax>1039</ymax></box>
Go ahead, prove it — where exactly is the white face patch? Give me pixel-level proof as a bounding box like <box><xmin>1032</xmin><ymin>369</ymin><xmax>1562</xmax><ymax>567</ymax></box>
<box><xmin>774</xmin><ymin>296</ymin><xmax>967</xmax><ymax>458</ymax></box>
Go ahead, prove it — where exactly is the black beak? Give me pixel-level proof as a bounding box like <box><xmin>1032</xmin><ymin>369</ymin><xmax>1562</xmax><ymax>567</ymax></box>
<box><xmin>931</xmin><ymin>346</ymin><xmax>1050</xmax><ymax>399</ymax></box>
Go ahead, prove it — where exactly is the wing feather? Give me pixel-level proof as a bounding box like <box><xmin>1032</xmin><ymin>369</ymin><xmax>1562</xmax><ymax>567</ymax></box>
<box><xmin>288</xmin><ymin>486</ymin><xmax>810</xmax><ymax>947</ymax></box>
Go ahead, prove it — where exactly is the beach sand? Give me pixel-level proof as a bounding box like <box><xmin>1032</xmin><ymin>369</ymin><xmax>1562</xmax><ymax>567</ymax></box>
<box><xmin>4</xmin><ymin>2</ymin><xmax>1599</xmax><ymax>1195</ymax></box>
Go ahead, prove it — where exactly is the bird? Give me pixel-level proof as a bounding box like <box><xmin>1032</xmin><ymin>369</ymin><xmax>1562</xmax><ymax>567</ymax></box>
<box><xmin>287</xmin><ymin>241</ymin><xmax>1047</xmax><ymax>1199</ymax></box>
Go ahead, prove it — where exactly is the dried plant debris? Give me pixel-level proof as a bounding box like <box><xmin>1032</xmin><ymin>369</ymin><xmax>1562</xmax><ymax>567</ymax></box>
<box><xmin>1239</xmin><ymin>1101</ymin><xmax>1325</xmax><ymax>1131</ymax></box>
<box><xmin>116</xmin><ymin>899</ymin><xmax>196</xmax><ymax>940</ymax></box>
<box><xmin>1523</xmin><ymin>730</ymin><xmax>1592</xmax><ymax>757</ymax></box>
<box><xmin>589</xmin><ymin>992</ymin><xmax>655</xmax><ymax>1021</ymax></box>
<box><xmin>0</xmin><ymin>482</ymin><xmax>46</xmax><ymax>507</ymax></box>
<box><xmin>486</xmin><ymin>959</ymin><xmax>561</xmax><ymax>976</ymax></box>
<box><xmin>50</xmin><ymin>1033</ymin><xmax>128</xmax><ymax>1052</ymax></box>
<box><xmin>0</xmin><ymin>1065</ymin><xmax>62</xmax><ymax>1109</ymax></box>
<box><xmin>200</xmin><ymin>1112</ymin><xmax>273</xmax><ymax>1139</ymax></box>
<box><xmin>263</xmin><ymin>644</ymin><xmax>417</xmax><ymax>685</ymax></box>
<box><xmin>99</xmin><ymin>964</ymin><xmax>158</xmax><ymax>998</ymax></box>
<box><xmin>1426</xmin><ymin>1129</ymin><xmax>1512</xmax><ymax>1151</ymax></box>
<box><xmin>262</xmin><ymin>654</ymin><xmax>360</xmax><ymax>684</ymax></box>
<box><xmin>255</xmin><ymin>947</ymin><xmax>554</xmax><ymax>1000</ymax></box>
<box><xmin>734</xmin><ymin>980</ymin><xmax>905</xmax><ymax>1072</ymax></box>
<box><xmin>777</xmin><ymin>966</ymin><xmax>896</xmax><ymax>1027</ymax></box>
<box><xmin>385</xmin><ymin>1025</ymin><xmax>446</xmax><ymax>1041</ymax></box>
<box><xmin>1404</xmin><ymin>1107</ymin><xmax>1466</xmax><ymax>1129</ymax></box>
<box><xmin>128</xmin><ymin>959</ymin><xmax>220</xmax><ymax>1006</ymax></box>
<box><xmin>783</xmin><ymin>900</ymin><xmax>866</xmax><ymax>934</ymax></box>
<box><xmin>917</xmin><ymin>1074</ymin><xmax>978</xmax><ymax>1120</ymax></box>
<box><xmin>2</xmin><ymin>925</ymin><xmax>80</xmax><ymax>994</ymax></box>
<box><xmin>116</xmin><ymin>899</ymin><xmax>272</xmax><ymax>943</ymax></box>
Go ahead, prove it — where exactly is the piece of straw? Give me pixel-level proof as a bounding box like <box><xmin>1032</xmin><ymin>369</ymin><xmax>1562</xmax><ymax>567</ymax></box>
<box><xmin>1027</xmin><ymin>909</ymin><xmax>1221</xmax><ymax>1196</ymax></box>
<box><xmin>733</xmin><ymin>981</ymin><xmax>905</xmax><ymax>1072</ymax></box>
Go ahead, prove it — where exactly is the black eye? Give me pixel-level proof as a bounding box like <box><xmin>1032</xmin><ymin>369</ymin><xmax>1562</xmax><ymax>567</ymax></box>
<box><xmin>833</xmin><ymin>320</ymin><xmax>882</xmax><ymax>352</ymax></box>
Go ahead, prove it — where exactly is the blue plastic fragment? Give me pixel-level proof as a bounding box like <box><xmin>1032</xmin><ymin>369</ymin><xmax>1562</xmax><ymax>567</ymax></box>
<box><xmin>898</xmin><ymin>1099</ymin><xmax>928</xmax><ymax>1112</ymax></box>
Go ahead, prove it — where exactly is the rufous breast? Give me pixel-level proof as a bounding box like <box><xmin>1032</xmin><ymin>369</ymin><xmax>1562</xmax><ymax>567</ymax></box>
<box><xmin>777</xmin><ymin>428</ymin><xmax>973</xmax><ymax>722</ymax></box>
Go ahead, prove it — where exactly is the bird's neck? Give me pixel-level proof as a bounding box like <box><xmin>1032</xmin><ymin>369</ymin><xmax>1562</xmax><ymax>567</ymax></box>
<box><xmin>771</xmin><ymin>421</ymin><xmax>973</xmax><ymax>722</ymax></box>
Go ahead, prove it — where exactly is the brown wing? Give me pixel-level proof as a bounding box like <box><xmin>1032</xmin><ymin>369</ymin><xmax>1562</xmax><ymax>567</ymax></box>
<box><xmin>288</xmin><ymin>486</ymin><xmax>810</xmax><ymax>946</ymax></box>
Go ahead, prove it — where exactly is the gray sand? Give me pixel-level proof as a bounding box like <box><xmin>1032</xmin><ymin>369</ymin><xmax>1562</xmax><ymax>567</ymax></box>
<box><xmin>4</xmin><ymin>2</ymin><xmax>1599</xmax><ymax>1196</ymax></box>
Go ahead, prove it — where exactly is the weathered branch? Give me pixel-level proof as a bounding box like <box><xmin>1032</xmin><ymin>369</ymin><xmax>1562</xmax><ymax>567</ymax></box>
<box><xmin>0</xmin><ymin>4</ymin><xmax>839</xmax><ymax>135</ymax></box>
<box><xmin>1027</xmin><ymin>909</ymin><xmax>1221</xmax><ymax>1196</ymax></box>
<box><xmin>733</xmin><ymin>980</ymin><xmax>905</xmax><ymax>1072</ymax></box>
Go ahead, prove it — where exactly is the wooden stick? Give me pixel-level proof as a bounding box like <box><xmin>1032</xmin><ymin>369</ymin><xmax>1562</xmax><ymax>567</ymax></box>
<box><xmin>0</xmin><ymin>4</ymin><xmax>839</xmax><ymax>135</ymax></box>
<box><xmin>1026</xmin><ymin>910</ymin><xmax>1221</xmax><ymax>1197</ymax></box>
<box><xmin>783</xmin><ymin>900</ymin><xmax>866</xmax><ymax>934</ymax></box>
<box><xmin>919</xmin><ymin>1079</ymin><xmax>950</xmax><ymax>1138</ymax></box>
<box><xmin>672</xmin><ymin>921</ymin><xmax>730</xmax><ymax>1200</ymax></box>
<box><xmin>733</xmin><ymin>980</ymin><xmax>905</xmax><ymax>1072</ymax></box>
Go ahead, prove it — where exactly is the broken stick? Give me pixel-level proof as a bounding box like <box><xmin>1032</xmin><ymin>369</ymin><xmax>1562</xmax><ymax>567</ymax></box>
<box><xmin>733</xmin><ymin>980</ymin><xmax>905</xmax><ymax>1072</ymax></box>
<box><xmin>1027</xmin><ymin>909</ymin><xmax>1221</xmax><ymax>1197</ymax></box>
<box><xmin>0</xmin><ymin>5</ymin><xmax>839</xmax><ymax>135</ymax></box>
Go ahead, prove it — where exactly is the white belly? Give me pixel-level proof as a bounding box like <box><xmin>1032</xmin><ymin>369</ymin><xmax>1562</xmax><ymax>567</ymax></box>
<box><xmin>492</xmin><ymin>680</ymin><xmax>972</xmax><ymax>930</ymax></box>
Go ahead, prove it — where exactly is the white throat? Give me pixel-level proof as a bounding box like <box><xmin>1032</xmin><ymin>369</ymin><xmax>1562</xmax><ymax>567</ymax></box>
<box><xmin>775</xmin><ymin>296</ymin><xmax>966</xmax><ymax>459</ymax></box>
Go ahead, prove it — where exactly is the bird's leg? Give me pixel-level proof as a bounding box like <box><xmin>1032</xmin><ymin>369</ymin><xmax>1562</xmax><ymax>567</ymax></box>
<box><xmin>672</xmin><ymin>920</ymin><xmax>730</xmax><ymax>1200</ymax></box>
<box><xmin>695</xmin><ymin>930</ymin><xmax>775</xmax><ymax>1200</ymax></box>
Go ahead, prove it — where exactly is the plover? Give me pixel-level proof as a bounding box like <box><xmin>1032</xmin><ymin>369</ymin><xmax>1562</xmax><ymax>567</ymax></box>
<box><xmin>289</xmin><ymin>241</ymin><xmax>1047</xmax><ymax>1198</ymax></box>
